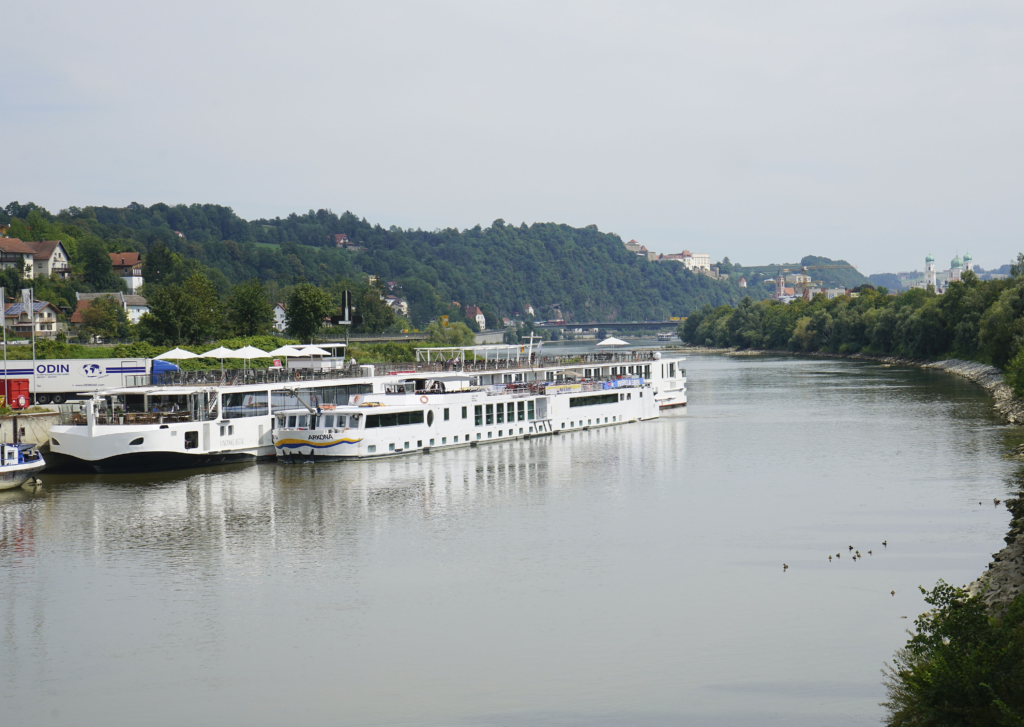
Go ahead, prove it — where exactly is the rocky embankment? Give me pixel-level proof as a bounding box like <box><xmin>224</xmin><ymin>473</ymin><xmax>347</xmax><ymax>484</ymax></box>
<box><xmin>678</xmin><ymin>346</ymin><xmax>1024</xmax><ymax>611</ymax></box>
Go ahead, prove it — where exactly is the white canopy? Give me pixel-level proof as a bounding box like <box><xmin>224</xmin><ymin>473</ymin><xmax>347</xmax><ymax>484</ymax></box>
<box><xmin>234</xmin><ymin>345</ymin><xmax>271</xmax><ymax>358</ymax></box>
<box><xmin>155</xmin><ymin>347</ymin><xmax>199</xmax><ymax>360</ymax></box>
<box><xmin>201</xmin><ymin>346</ymin><xmax>244</xmax><ymax>358</ymax></box>
<box><xmin>268</xmin><ymin>345</ymin><xmax>304</xmax><ymax>357</ymax></box>
<box><xmin>295</xmin><ymin>345</ymin><xmax>332</xmax><ymax>356</ymax></box>
<box><xmin>596</xmin><ymin>336</ymin><xmax>630</xmax><ymax>347</ymax></box>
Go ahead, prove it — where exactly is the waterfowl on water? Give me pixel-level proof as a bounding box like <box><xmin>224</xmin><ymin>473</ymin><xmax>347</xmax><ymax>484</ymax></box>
<box><xmin>783</xmin><ymin>564</ymin><xmax>788</xmax><ymax>571</ymax></box>
<box><xmin>883</xmin><ymin>541</ymin><xmax>887</xmax><ymax>547</ymax></box>
<box><xmin>995</xmin><ymin>498</ymin><xmax>1001</xmax><ymax>506</ymax></box>
<box><xmin>848</xmin><ymin>545</ymin><xmax>853</xmax><ymax>551</ymax></box>
<box><xmin>868</xmin><ymin>550</ymin><xmax>872</xmax><ymax>555</ymax></box>
<box><xmin>891</xmin><ymin>590</ymin><xmax>896</xmax><ymax>596</ymax></box>
<box><xmin>828</xmin><ymin>555</ymin><xmax>832</xmax><ymax>562</ymax></box>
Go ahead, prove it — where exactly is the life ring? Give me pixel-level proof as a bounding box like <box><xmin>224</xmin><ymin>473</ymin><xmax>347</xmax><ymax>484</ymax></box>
<box><xmin>419</xmin><ymin>395</ymin><xmax>429</xmax><ymax>404</ymax></box>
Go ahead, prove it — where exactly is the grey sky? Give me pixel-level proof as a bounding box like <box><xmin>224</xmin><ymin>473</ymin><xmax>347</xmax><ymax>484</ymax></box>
<box><xmin>3</xmin><ymin>1</ymin><xmax>1023</xmax><ymax>274</ymax></box>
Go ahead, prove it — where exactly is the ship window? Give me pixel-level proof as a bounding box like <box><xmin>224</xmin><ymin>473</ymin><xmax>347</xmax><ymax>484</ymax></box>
<box><xmin>297</xmin><ymin>415</ymin><xmax>308</xmax><ymax>428</ymax></box>
<box><xmin>488</xmin><ymin>432</ymin><xmax>492</xmax><ymax>438</ymax></box>
<box><xmin>219</xmin><ymin>425</ymin><xmax>225</xmax><ymax>436</ymax></box>
<box><xmin>507</xmin><ymin>402</ymin><xmax>514</xmax><ymax>420</ymax></box>
<box><xmin>223</xmin><ymin>391</ymin><xmax>268</xmax><ymax>419</ymax></box>
<box><xmin>476</xmin><ymin>433</ymin><xmax>481</xmax><ymax>440</ymax></box>
<box><xmin>519</xmin><ymin>428</ymin><xmax>523</xmax><ymax>435</ymax></box>
<box><xmin>627</xmin><ymin>393</ymin><xmax>632</xmax><ymax>400</ymax></box>
<box><xmin>462</xmin><ymin>406</ymin><xmax>467</xmax><ymax>419</ymax></box>
<box><xmin>404</xmin><ymin>441</ymin><xmax>410</xmax><ymax>450</ymax></box>
<box><xmin>288</xmin><ymin>416</ymin><xmax>297</xmax><ymax>428</ymax></box>
<box><xmin>570</xmin><ymin>394</ymin><xmax>617</xmax><ymax>407</ymax></box>
<box><xmin>418</xmin><ymin>441</ymin><xmax>422</xmax><ymax>448</ymax></box>
<box><xmin>367</xmin><ymin>445</ymin><xmax>376</xmax><ymax>453</ymax></box>
<box><xmin>527</xmin><ymin>400</ymin><xmax>535</xmax><ymax>420</ymax></box>
<box><xmin>442</xmin><ymin>437</ymin><xmax>446</xmax><ymax>444</ymax></box>
<box><xmin>322</xmin><ymin>415</ymin><xmax>333</xmax><ymax>428</ymax></box>
<box><xmin>389</xmin><ymin>443</ymin><xmax>395</xmax><ymax>451</ymax></box>
<box><xmin>474</xmin><ymin>405</ymin><xmax>482</xmax><ymax>426</ymax></box>
<box><xmin>129</xmin><ymin>437</ymin><xmax>144</xmax><ymax>446</ymax></box>
<box><xmin>496</xmin><ymin>406</ymin><xmax>504</xmax><ymax>424</ymax></box>
<box><xmin>184</xmin><ymin>431</ymin><xmax>198</xmax><ymax>449</ymax></box>
<box><xmin>517</xmin><ymin>401</ymin><xmax>525</xmax><ymax>421</ymax></box>
<box><xmin>485</xmin><ymin>404</ymin><xmax>493</xmax><ymax>425</ymax></box>
<box><xmin>427</xmin><ymin>410</ymin><xmax>434</xmax><ymax>426</ymax></box>
<box><xmin>364</xmin><ymin>411</ymin><xmax>425</xmax><ymax>428</ymax></box>
<box><xmin>444</xmin><ymin>408</ymin><xmax>449</xmax><ymax>421</ymax></box>
<box><xmin>498</xmin><ymin>430</ymin><xmax>503</xmax><ymax>437</ymax></box>
<box><xmin>429</xmin><ymin>439</ymin><xmax>434</xmax><ymax>446</ymax></box>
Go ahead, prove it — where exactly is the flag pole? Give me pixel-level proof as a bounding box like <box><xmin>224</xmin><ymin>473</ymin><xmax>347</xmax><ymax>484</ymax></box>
<box><xmin>1</xmin><ymin>287</ymin><xmax>6</xmax><ymax>402</ymax></box>
<box><xmin>22</xmin><ymin>288</ymin><xmax>35</xmax><ymax>406</ymax></box>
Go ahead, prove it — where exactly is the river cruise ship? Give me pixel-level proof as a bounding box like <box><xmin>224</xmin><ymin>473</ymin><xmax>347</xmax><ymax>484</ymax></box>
<box><xmin>47</xmin><ymin>345</ymin><xmax>686</xmax><ymax>473</ymax></box>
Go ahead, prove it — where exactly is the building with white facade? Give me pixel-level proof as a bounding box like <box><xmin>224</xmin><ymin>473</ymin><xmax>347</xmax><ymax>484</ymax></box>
<box><xmin>4</xmin><ymin>300</ymin><xmax>64</xmax><ymax>338</ymax></box>
<box><xmin>273</xmin><ymin>303</ymin><xmax>287</xmax><ymax>332</ymax></box>
<box><xmin>110</xmin><ymin>253</ymin><xmax>144</xmax><ymax>294</ymax></box>
<box><xmin>72</xmin><ymin>292</ymin><xmax>150</xmax><ymax>325</ymax></box>
<box><xmin>0</xmin><ymin>238</ymin><xmax>71</xmax><ymax>279</ymax></box>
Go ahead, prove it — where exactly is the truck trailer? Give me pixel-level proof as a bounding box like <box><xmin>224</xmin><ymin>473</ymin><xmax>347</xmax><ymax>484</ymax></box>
<box><xmin>0</xmin><ymin>358</ymin><xmax>178</xmax><ymax>404</ymax></box>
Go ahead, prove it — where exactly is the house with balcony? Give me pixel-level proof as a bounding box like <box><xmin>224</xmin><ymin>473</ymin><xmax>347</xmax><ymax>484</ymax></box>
<box><xmin>110</xmin><ymin>253</ymin><xmax>143</xmax><ymax>293</ymax></box>
<box><xmin>0</xmin><ymin>239</ymin><xmax>73</xmax><ymax>279</ymax></box>
<box><xmin>4</xmin><ymin>300</ymin><xmax>65</xmax><ymax>338</ymax></box>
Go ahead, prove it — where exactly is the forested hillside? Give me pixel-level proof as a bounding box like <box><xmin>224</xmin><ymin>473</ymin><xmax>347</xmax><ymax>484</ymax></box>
<box><xmin>0</xmin><ymin>201</ymin><xmax>764</xmax><ymax>324</ymax></box>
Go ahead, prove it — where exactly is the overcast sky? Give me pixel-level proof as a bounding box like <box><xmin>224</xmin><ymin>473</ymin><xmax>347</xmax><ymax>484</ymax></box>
<box><xmin>3</xmin><ymin>1</ymin><xmax>1022</xmax><ymax>274</ymax></box>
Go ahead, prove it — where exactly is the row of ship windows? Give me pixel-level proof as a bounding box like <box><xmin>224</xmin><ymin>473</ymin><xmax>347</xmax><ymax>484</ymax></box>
<box><xmin>364</xmin><ymin>416</ymin><xmax>622</xmax><ymax>453</ymax></box>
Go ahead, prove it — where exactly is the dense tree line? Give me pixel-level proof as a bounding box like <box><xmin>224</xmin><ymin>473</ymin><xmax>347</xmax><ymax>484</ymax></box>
<box><xmin>680</xmin><ymin>262</ymin><xmax>1024</xmax><ymax>394</ymax></box>
<box><xmin>1</xmin><ymin>201</ymin><xmax>763</xmax><ymax>330</ymax></box>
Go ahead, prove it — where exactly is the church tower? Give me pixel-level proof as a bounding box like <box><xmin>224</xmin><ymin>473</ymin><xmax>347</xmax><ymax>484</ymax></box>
<box><xmin>963</xmin><ymin>251</ymin><xmax>973</xmax><ymax>276</ymax></box>
<box><xmin>950</xmin><ymin>254</ymin><xmax>962</xmax><ymax>283</ymax></box>
<box><xmin>925</xmin><ymin>253</ymin><xmax>936</xmax><ymax>289</ymax></box>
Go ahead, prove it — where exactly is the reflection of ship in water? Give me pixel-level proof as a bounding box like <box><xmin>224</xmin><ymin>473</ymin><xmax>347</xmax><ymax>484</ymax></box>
<box><xmin>3</xmin><ymin>418</ymin><xmax>687</xmax><ymax>562</ymax></box>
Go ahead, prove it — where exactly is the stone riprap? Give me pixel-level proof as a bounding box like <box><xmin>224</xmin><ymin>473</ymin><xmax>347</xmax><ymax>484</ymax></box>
<box><xmin>968</xmin><ymin>495</ymin><xmax>1024</xmax><ymax>614</ymax></box>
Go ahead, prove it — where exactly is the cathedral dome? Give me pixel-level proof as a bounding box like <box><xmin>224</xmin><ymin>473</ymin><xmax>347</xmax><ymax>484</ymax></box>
<box><xmin>963</xmin><ymin>252</ymin><xmax>973</xmax><ymax>263</ymax></box>
<box><xmin>951</xmin><ymin>255</ymin><xmax>962</xmax><ymax>269</ymax></box>
<box><xmin>925</xmin><ymin>253</ymin><xmax>935</xmax><ymax>263</ymax></box>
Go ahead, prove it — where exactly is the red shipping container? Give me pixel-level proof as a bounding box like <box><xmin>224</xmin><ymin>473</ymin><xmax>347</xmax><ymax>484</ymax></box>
<box><xmin>0</xmin><ymin>379</ymin><xmax>30</xmax><ymax>409</ymax></box>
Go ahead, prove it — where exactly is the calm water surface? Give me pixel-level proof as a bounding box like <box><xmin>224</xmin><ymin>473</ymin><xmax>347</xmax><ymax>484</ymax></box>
<box><xmin>1</xmin><ymin>353</ymin><xmax>1019</xmax><ymax>726</ymax></box>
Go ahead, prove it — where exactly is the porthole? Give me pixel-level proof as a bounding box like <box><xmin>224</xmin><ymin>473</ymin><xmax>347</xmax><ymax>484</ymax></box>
<box><xmin>51</xmin><ymin>438</ymin><xmax>60</xmax><ymax>446</ymax></box>
<box><xmin>427</xmin><ymin>410</ymin><xmax>434</xmax><ymax>426</ymax></box>
<box><xmin>129</xmin><ymin>437</ymin><xmax>144</xmax><ymax>446</ymax></box>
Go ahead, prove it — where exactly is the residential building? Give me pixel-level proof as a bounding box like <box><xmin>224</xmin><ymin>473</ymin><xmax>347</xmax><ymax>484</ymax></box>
<box><xmin>32</xmin><ymin>240</ymin><xmax>71</xmax><ymax>278</ymax></box>
<box><xmin>4</xmin><ymin>300</ymin><xmax>64</xmax><ymax>338</ymax></box>
<box><xmin>273</xmin><ymin>302</ymin><xmax>287</xmax><ymax>332</ymax></box>
<box><xmin>72</xmin><ymin>292</ymin><xmax>150</xmax><ymax>325</ymax></box>
<box><xmin>738</xmin><ymin>277</ymin><xmax>747</xmax><ymax>288</ymax></box>
<box><xmin>524</xmin><ymin>304</ymin><xmax>534</xmax><ymax>316</ymax></box>
<box><xmin>464</xmin><ymin>305</ymin><xmax>486</xmax><ymax>330</ymax></box>
<box><xmin>0</xmin><ymin>238</ymin><xmax>38</xmax><ymax>277</ymax></box>
<box><xmin>334</xmin><ymin>233</ymin><xmax>349</xmax><ymax>247</ymax></box>
<box><xmin>824</xmin><ymin>288</ymin><xmax>848</xmax><ymax>300</ymax></box>
<box><xmin>110</xmin><ymin>252</ymin><xmax>144</xmax><ymax>293</ymax></box>
<box><xmin>384</xmin><ymin>295</ymin><xmax>409</xmax><ymax>316</ymax></box>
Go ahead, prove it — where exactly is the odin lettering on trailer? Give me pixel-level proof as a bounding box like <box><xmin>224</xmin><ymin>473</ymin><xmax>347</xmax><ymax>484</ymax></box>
<box><xmin>37</xmin><ymin>364</ymin><xmax>71</xmax><ymax>374</ymax></box>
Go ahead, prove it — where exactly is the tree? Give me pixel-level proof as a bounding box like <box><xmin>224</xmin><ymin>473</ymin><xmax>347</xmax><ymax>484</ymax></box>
<box><xmin>80</xmin><ymin>296</ymin><xmax>131</xmax><ymax>340</ymax></box>
<box><xmin>352</xmin><ymin>287</ymin><xmax>396</xmax><ymax>333</ymax></box>
<box><xmin>78</xmin><ymin>236</ymin><xmax>125</xmax><ymax>291</ymax></box>
<box><xmin>883</xmin><ymin>582</ymin><xmax>1024</xmax><ymax>725</ymax></box>
<box><xmin>286</xmin><ymin>283</ymin><xmax>334</xmax><ymax>342</ymax></box>
<box><xmin>137</xmin><ymin>271</ymin><xmax>223</xmax><ymax>345</ymax></box>
<box><xmin>227</xmin><ymin>279</ymin><xmax>273</xmax><ymax>337</ymax></box>
<box><xmin>425</xmin><ymin>320</ymin><xmax>475</xmax><ymax>346</ymax></box>
<box><xmin>141</xmin><ymin>243</ymin><xmax>178</xmax><ymax>287</ymax></box>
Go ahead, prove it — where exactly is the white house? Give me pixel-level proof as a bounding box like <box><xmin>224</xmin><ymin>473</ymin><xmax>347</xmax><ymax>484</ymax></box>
<box><xmin>109</xmin><ymin>253</ymin><xmax>144</xmax><ymax>294</ymax></box>
<box><xmin>273</xmin><ymin>302</ymin><xmax>287</xmax><ymax>332</ymax></box>
<box><xmin>4</xmin><ymin>300</ymin><xmax>64</xmax><ymax>338</ymax></box>
<box><xmin>31</xmin><ymin>240</ymin><xmax>71</xmax><ymax>278</ymax></box>
<box><xmin>384</xmin><ymin>295</ymin><xmax>409</xmax><ymax>316</ymax></box>
<box><xmin>659</xmin><ymin>250</ymin><xmax>712</xmax><ymax>271</ymax></box>
<box><xmin>464</xmin><ymin>305</ymin><xmax>486</xmax><ymax>329</ymax></box>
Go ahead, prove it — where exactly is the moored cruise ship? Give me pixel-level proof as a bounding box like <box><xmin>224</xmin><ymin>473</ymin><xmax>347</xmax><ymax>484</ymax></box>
<box><xmin>47</xmin><ymin>344</ymin><xmax>685</xmax><ymax>473</ymax></box>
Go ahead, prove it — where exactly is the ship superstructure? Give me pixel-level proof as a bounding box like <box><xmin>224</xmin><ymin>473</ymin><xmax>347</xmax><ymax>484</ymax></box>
<box><xmin>47</xmin><ymin>344</ymin><xmax>685</xmax><ymax>473</ymax></box>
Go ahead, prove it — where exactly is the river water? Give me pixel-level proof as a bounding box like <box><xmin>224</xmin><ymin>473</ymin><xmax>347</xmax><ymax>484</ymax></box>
<box><xmin>1</xmin><ymin>351</ymin><xmax>1019</xmax><ymax>726</ymax></box>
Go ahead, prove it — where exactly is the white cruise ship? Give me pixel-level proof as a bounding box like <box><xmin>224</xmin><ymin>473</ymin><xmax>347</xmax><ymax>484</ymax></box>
<box><xmin>47</xmin><ymin>344</ymin><xmax>685</xmax><ymax>473</ymax></box>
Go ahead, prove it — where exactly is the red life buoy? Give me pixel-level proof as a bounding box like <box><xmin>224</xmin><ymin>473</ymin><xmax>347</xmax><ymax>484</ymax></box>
<box><xmin>420</xmin><ymin>395</ymin><xmax>429</xmax><ymax>404</ymax></box>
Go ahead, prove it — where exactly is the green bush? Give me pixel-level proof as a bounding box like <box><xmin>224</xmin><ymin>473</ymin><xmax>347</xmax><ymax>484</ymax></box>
<box><xmin>882</xmin><ymin>581</ymin><xmax>1024</xmax><ymax>725</ymax></box>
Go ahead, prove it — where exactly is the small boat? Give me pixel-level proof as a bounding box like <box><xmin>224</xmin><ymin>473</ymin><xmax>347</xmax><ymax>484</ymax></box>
<box><xmin>657</xmin><ymin>331</ymin><xmax>675</xmax><ymax>342</ymax></box>
<box><xmin>0</xmin><ymin>442</ymin><xmax>45</xmax><ymax>490</ymax></box>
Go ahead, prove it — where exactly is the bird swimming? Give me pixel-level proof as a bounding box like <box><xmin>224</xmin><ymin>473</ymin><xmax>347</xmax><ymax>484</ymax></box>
<box><xmin>868</xmin><ymin>550</ymin><xmax>872</xmax><ymax>555</ymax></box>
<box><xmin>883</xmin><ymin>541</ymin><xmax>888</xmax><ymax>547</ymax></box>
<box><xmin>891</xmin><ymin>590</ymin><xmax>896</xmax><ymax>596</ymax></box>
<box><xmin>783</xmin><ymin>564</ymin><xmax>788</xmax><ymax>571</ymax></box>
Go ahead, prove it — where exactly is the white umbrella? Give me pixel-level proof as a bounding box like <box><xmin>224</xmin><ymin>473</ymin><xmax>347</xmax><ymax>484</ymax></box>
<box><xmin>596</xmin><ymin>336</ymin><xmax>630</xmax><ymax>347</ymax></box>
<box><xmin>235</xmin><ymin>345</ymin><xmax>271</xmax><ymax>358</ymax></box>
<box><xmin>202</xmin><ymin>346</ymin><xmax>244</xmax><ymax>358</ymax></box>
<box><xmin>269</xmin><ymin>345</ymin><xmax>304</xmax><ymax>357</ymax></box>
<box><xmin>155</xmin><ymin>347</ymin><xmax>199</xmax><ymax>360</ymax></box>
<box><xmin>201</xmin><ymin>346</ymin><xmax>243</xmax><ymax>380</ymax></box>
<box><xmin>296</xmin><ymin>345</ymin><xmax>332</xmax><ymax>356</ymax></box>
